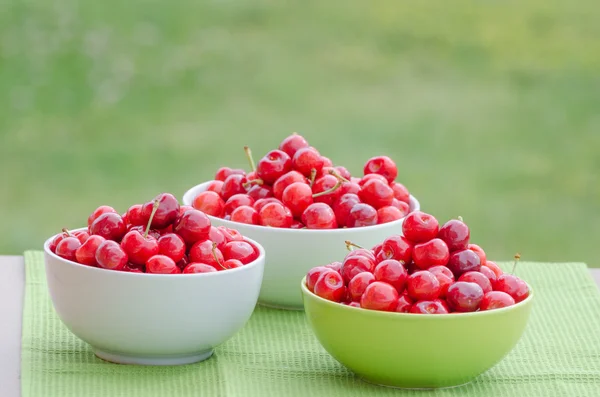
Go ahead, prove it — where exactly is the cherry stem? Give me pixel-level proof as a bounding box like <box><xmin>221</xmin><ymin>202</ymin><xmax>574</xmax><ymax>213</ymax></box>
<box><xmin>243</xmin><ymin>146</ymin><xmax>256</xmax><ymax>173</ymax></box>
<box><xmin>511</xmin><ymin>253</ymin><xmax>521</xmax><ymax>274</ymax></box>
<box><xmin>345</xmin><ymin>240</ymin><xmax>364</xmax><ymax>251</ymax></box>
<box><xmin>144</xmin><ymin>200</ymin><xmax>160</xmax><ymax>239</ymax></box>
<box><xmin>242</xmin><ymin>179</ymin><xmax>264</xmax><ymax>189</ymax></box>
<box><xmin>61</xmin><ymin>228</ymin><xmax>72</xmax><ymax>237</ymax></box>
<box><xmin>212</xmin><ymin>242</ymin><xmax>227</xmax><ymax>270</ymax></box>
<box><xmin>309</xmin><ymin>168</ymin><xmax>317</xmax><ymax>187</ymax></box>
<box><xmin>328</xmin><ymin>169</ymin><xmax>350</xmax><ymax>183</ymax></box>
<box><xmin>312</xmin><ymin>180</ymin><xmax>342</xmax><ymax>198</ymax></box>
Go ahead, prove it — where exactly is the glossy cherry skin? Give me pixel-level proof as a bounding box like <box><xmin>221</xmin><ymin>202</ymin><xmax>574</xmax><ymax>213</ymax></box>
<box><xmin>189</xmin><ymin>239</ymin><xmax>224</xmax><ymax>269</ymax></box>
<box><xmin>339</xmin><ymin>181</ymin><xmax>361</xmax><ymax>196</ymax></box>
<box><xmin>333</xmin><ymin>193</ymin><xmax>360</xmax><ymax>227</ymax></box>
<box><xmin>374</xmin><ymin>259</ymin><xmax>407</xmax><ymax>293</ymax></box>
<box><xmin>215</xmin><ymin>167</ymin><xmax>246</xmax><ymax>182</ymax></box>
<box><xmin>391</xmin><ymin>199</ymin><xmax>410</xmax><ymax>216</ymax></box>
<box><xmin>259</xmin><ymin>202</ymin><xmax>293</xmax><ymax>228</ymax></box>
<box><xmin>95</xmin><ymin>240</ymin><xmax>128</xmax><ymax>271</ymax></box>
<box><xmin>325</xmin><ymin>261</ymin><xmax>343</xmax><ymax>273</ymax></box>
<box><xmin>376</xmin><ymin>235</ymin><xmax>413</xmax><ymax>264</ymax></box>
<box><xmin>183</xmin><ymin>262</ymin><xmax>217</xmax><ymax>274</ymax></box>
<box><xmin>410</xmin><ymin>300</ymin><xmax>449</xmax><ymax>314</ymax></box>
<box><xmin>120</xmin><ymin>230</ymin><xmax>159</xmax><ymax>266</ymax></box>
<box><xmin>446</xmin><ymin>281</ymin><xmax>484</xmax><ymax>312</ymax></box>
<box><xmin>438</xmin><ymin>219</ymin><xmax>470</xmax><ymax>251</ymax></box>
<box><xmin>290</xmin><ymin>220</ymin><xmax>304</xmax><ymax>229</ymax></box>
<box><xmin>495</xmin><ymin>274</ymin><xmax>529</xmax><ymax>303</ymax></box>
<box><xmin>480</xmin><ymin>291</ymin><xmax>516</xmax><ymax>310</ymax></box>
<box><xmin>173</xmin><ymin>209</ymin><xmax>211</xmax><ymax>245</ymax></box>
<box><xmin>484</xmin><ymin>260</ymin><xmax>503</xmax><ymax>278</ymax></box>
<box><xmin>468</xmin><ymin>244</ymin><xmax>487</xmax><ymax>265</ymax></box>
<box><xmin>223</xmin><ymin>259</ymin><xmax>244</xmax><ymax>270</ymax></box>
<box><xmin>359</xmin><ymin>174</ymin><xmax>388</xmax><ymax>187</ymax></box>
<box><xmin>246</xmin><ymin>184</ymin><xmax>273</xmax><ymax>201</ymax></box>
<box><xmin>341</xmin><ymin>255</ymin><xmax>376</xmax><ymax>283</ymax></box>
<box><xmin>321</xmin><ymin>156</ymin><xmax>333</xmax><ymax>167</ymax></box>
<box><xmin>390</xmin><ymin>182</ymin><xmax>410</xmax><ymax>204</ymax></box>
<box><xmin>206</xmin><ymin>180</ymin><xmax>224</xmax><ymax>195</ymax></box>
<box><xmin>282</xmin><ymin>182</ymin><xmax>313</xmax><ymax>218</ymax></box>
<box><xmin>208</xmin><ymin>227</ymin><xmax>226</xmax><ymax>251</ymax></box>
<box><xmin>230</xmin><ymin>205</ymin><xmax>260</xmax><ymax>225</ymax></box>
<box><xmin>312</xmin><ymin>175</ymin><xmax>342</xmax><ymax>207</ymax></box>
<box><xmin>402</xmin><ymin>211</ymin><xmax>439</xmax><ymax>243</ymax></box>
<box><xmin>217</xmin><ymin>226</ymin><xmax>244</xmax><ymax>243</ymax></box>
<box><xmin>394</xmin><ymin>295</ymin><xmax>413</xmax><ymax>312</ymax></box>
<box><xmin>254</xmin><ymin>198</ymin><xmax>284</xmax><ymax>213</ymax></box>
<box><xmin>224</xmin><ymin>194</ymin><xmax>255</xmax><ymax>215</ymax></box>
<box><xmin>90</xmin><ymin>212</ymin><xmax>127</xmax><ymax>242</ymax></box>
<box><xmin>428</xmin><ymin>265</ymin><xmax>455</xmax><ymax>298</ymax></box>
<box><xmin>306</xmin><ymin>266</ymin><xmax>335</xmax><ymax>292</ymax></box>
<box><xmin>459</xmin><ymin>271</ymin><xmax>492</xmax><ymax>294</ymax></box>
<box><xmin>192</xmin><ymin>191</ymin><xmax>225</xmax><ymax>217</ymax></box>
<box><xmin>314</xmin><ymin>271</ymin><xmax>346</xmax><ymax>302</ymax></box>
<box><xmin>146</xmin><ymin>255</ymin><xmax>181</xmax><ymax>274</ymax></box>
<box><xmin>221</xmin><ymin>174</ymin><xmax>248</xmax><ymax>201</ymax></box>
<box><xmin>142</xmin><ymin>193</ymin><xmax>180</xmax><ymax>229</ymax></box>
<box><xmin>334</xmin><ymin>166</ymin><xmax>352</xmax><ymax>180</ymax></box>
<box><xmin>348</xmin><ymin>271</ymin><xmax>376</xmax><ymax>301</ymax></box>
<box><xmin>257</xmin><ymin>149</ymin><xmax>292</xmax><ymax>184</ymax></box>
<box><xmin>56</xmin><ymin>237</ymin><xmax>82</xmax><ymax>262</ymax></box>
<box><xmin>361</xmin><ymin>281</ymin><xmax>399</xmax><ymax>311</ymax></box>
<box><xmin>447</xmin><ymin>249</ymin><xmax>481</xmax><ymax>277</ymax></box>
<box><xmin>75</xmin><ymin>235</ymin><xmax>105</xmax><ymax>266</ymax></box>
<box><xmin>272</xmin><ymin>171</ymin><xmax>307</xmax><ymax>199</ymax></box>
<box><xmin>87</xmin><ymin>205</ymin><xmax>117</xmax><ymax>228</ymax></box>
<box><xmin>292</xmin><ymin>147</ymin><xmax>324</xmax><ymax>177</ymax></box>
<box><xmin>346</xmin><ymin>203</ymin><xmax>378</xmax><ymax>228</ymax></box>
<box><xmin>222</xmin><ymin>241</ymin><xmax>259</xmax><ymax>264</ymax></box>
<box><xmin>412</xmin><ymin>238</ymin><xmax>450</xmax><ymax>270</ymax></box>
<box><xmin>157</xmin><ymin>233</ymin><xmax>186</xmax><ymax>263</ymax></box>
<box><xmin>49</xmin><ymin>232</ymin><xmax>68</xmax><ymax>253</ymax></box>
<box><xmin>358</xmin><ymin>179</ymin><xmax>394</xmax><ymax>209</ymax></box>
<box><xmin>279</xmin><ymin>133</ymin><xmax>309</xmax><ymax>158</ymax></box>
<box><xmin>301</xmin><ymin>203</ymin><xmax>337</xmax><ymax>229</ymax></box>
<box><xmin>126</xmin><ymin>204</ymin><xmax>145</xmax><ymax>226</ymax></box>
<box><xmin>363</xmin><ymin>156</ymin><xmax>398</xmax><ymax>183</ymax></box>
<box><xmin>376</xmin><ymin>206</ymin><xmax>404</xmax><ymax>224</ymax></box>
<box><xmin>406</xmin><ymin>271</ymin><xmax>441</xmax><ymax>301</ymax></box>
<box><xmin>345</xmin><ymin>248</ymin><xmax>377</xmax><ymax>262</ymax></box>
<box><xmin>479</xmin><ymin>265</ymin><xmax>498</xmax><ymax>286</ymax></box>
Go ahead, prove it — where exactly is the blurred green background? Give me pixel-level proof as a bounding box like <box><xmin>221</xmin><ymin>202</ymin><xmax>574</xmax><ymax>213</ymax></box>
<box><xmin>1</xmin><ymin>1</ymin><xmax>599</xmax><ymax>266</ymax></box>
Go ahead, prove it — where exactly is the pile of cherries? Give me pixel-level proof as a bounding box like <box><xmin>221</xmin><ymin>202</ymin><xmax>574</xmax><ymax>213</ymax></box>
<box><xmin>49</xmin><ymin>193</ymin><xmax>260</xmax><ymax>274</ymax></box>
<box><xmin>306</xmin><ymin>211</ymin><xmax>529</xmax><ymax>313</ymax></box>
<box><xmin>192</xmin><ymin>133</ymin><xmax>413</xmax><ymax>229</ymax></box>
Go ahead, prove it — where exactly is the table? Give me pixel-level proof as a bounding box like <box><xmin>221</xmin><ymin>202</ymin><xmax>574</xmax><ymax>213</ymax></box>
<box><xmin>1</xmin><ymin>256</ymin><xmax>599</xmax><ymax>397</ymax></box>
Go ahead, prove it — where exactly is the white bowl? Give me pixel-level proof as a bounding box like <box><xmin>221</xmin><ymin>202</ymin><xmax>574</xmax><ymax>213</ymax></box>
<box><xmin>183</xmin><ymin>181</ymin><xmax>420</xmax><ymax>310</ymax></box>
<box><xmin>43</xmin><ymin>230</ymin><xmax>265</xmax><ymax>366</ymax></box>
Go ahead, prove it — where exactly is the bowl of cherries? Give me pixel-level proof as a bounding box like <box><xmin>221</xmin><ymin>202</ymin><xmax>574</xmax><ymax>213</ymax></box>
<box><xmin>44</xmin><ymin>193</ymin><xmax>265</xmax><ymax>366</ymax></box>
<box><xmin>301</xmin><ymin>211</ymin><xmax>533</xmax><ymax>389</ymax></box>
<box><xmin>182</xmin><ymin>134</ymin><xmax>420</xmax><ymax>309</ymax></box>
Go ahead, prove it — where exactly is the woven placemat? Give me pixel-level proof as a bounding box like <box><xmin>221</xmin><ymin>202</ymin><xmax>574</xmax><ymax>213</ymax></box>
<box><xmin>22</xmin><ymin>251</ymin><xmax>600</xmax><ymax>396</ymax></box>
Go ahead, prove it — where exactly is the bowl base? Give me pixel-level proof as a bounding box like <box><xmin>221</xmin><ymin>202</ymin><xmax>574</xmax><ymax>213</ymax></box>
<box><xmin>94</xmin><ymin>348</ymin><xmax>214</xmax><ymax>366</ymax></box>
<box><xmin>258</xmin><ymin>301</ymin><xmax>304</xmax><ymax>311</ymax></box>
<box><xmin>359</xmin><ymin>376</ymin><xmax>473</xmax><ymax>390</ymax></box>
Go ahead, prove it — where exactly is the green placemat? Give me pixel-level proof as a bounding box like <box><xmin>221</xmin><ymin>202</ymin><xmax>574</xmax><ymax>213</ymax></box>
<box><xmin>22</xmin><ymin>251</ymin><xmax>600</xmax><ymax>397</ymax></box>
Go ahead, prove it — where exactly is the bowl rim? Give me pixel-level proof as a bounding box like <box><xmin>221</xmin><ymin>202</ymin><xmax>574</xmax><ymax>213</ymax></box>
<box><xmin>44</xmin><ymin>227</ymin><xmax>266</xmax><ymax>279</ymax></box>
<box><xmin>182</xmin><ymin>181</ymin><xmax>421</xmax><ymax>234</ymax></box>
<box><xmin>300</xmin><ymin>276</ymin><xmax>534</xmax><ymax>319</ymax></box>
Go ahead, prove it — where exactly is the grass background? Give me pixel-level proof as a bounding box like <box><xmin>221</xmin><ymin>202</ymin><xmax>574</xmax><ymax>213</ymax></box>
<box><xmin>1</xmin><ymin>0</ymin><xmax>599</xmax><ymax>266</ymax></box>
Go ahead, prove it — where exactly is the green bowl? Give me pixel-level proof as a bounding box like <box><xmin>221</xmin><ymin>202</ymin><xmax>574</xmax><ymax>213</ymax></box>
<box><xmin>301</xmin><ymin>278</ymin><xmax>534</xmax><ymax>389</ymax></box>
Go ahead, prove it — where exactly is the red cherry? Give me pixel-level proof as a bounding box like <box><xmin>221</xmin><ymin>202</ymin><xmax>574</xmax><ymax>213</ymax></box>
<box><xmin>120</xmin><ymin>231</ymin><xmax>159</xmax><ymax>266</ymax></box>
<box><xmin>290</xmin><ymin>220</ymin><xmax>305</xmax><ymax>229</ymax></box>
<box><xmin>257</xmin><ymin>150</ymin><xmax>292</xmax><ymax>184</ymax></box>
<box><xmin>312</xmin><ymin>175</ymin><xmax>342</xmax><ymax>207</ymax></box>
<box><xmin>468</xmin><ymin>244</ymin><xmax>487</xmax><ymax>265</ymax></box>
<box><xmin>306</xmin><ymin>266</ymin><xmax>335</xmax><ymax>292</ymax></box>
<box><xmin>246</xmin><ymin>184</ymin><xmax>273</xmax><ymax>200</ymax></box>
<box><xmin>412</xmin><ymin>238</ymin><xmax>450</xmax><ymax>270</ymax></box>
<box><xmin>314</xmin><ymin>271</ymin><xmax>346</xmax><ymax>302</ymax></box>
<box><xmin>183</xmin><ymin>262</ymin><xmax>217</xmax><ymax>274</ymax></box>
<box><xmin>146</xmin><ymin>255</ymin><xmax>181</xmax><ymax>274</ymax></box>
<box><xmin>334</xmin><ymin>166</ymin><xmax>352</xmax><ymax>180</ymax></box>
<box><xmin>484</xmin><ymin>260</ymin><xmax>503</xmax><ymax>278</ymax></box>
<box><xmin>142</xmin><ymin>193</ymin><xmax>180</xmax><ymax>229</ymax></box>
<box><xmin>391</xmin><ymin>199</ymin><xmax>410</xmax><ymax>216</ymax></box>
<box><xmin>480</xmin><ymin>291</ymin><xmax>516</xmax><ymax>310</ymax></box>
<box><xmin>346</xmin><ymin>203</ymin><xmax>378</xmax><ymax>227</ymax></box>
<box><xmin>360</xmin><ymin>281</ymin><xmax>399</xmax><ymax>311</ymax></box>
<box><xmin>217</xmin><ymin>226</ymin><xmax>243</xmax><ymax>243</ymax></box>
<box><xmin>407</xmin><ymin>271</ymin><xmax>441</xmax><ymax>301</ymax></box>
<box><xmin>127</xmin><ymin>225</ymin><xmax>160</xmax><ymax>240</ymax></box>
<box><xmin>292</xmin><ymin>147</ymin><xmax>324</xmax><ymax>177</ymax></box>
<box><xmin>222</xmin><ymin>241</ymin><xmax>259</xmax><ymax>264</ymax></box>
<box><xmin>402</xmin><ymin>211</ymin><xmax>439</xmax><ymax>243</ymax></box>
<box><xmin>189</xmin><ymin>240</ymin><xmax>224</xmax><ymax>269</ymax></box>
<box><xmin>376</xmin><ymin>235</ymin><xmax>413</xmax><ymax>264</ymax></box>
<box><xmin>459</xmin><ymin>271</ymin><xmax>492</xmax><ymax>294</ymax></box>
<box><xmin>345</xmin><ymin>247</ymin><xmax>377</xmax><ymax>262</ymax></box>
<box><xmin>254</xmin><ymin>197</ymin><xmax>283</xmax><ymax>213</ymax></box>
<box><xmin>273</xmin><ymin>171</ymin><xmax>307</xmax><ymax>199</ymax></box>
<box><xmin>321</xmin><ymin>156</ymin><xmax>333</xmax><ymax>167</ymax></box>
<box><xmin>87</xmin><ymin>205</ymin><xmax>117</xmax><ymax>228</ymax></box>
<box><xmin>333</xmin><ymin>193</ymin><xmax>360</xmax><ymax>227</ymax></box>
<box><xmin>279</xmin><ymin>133</ymin><xmax>309</xmax><ymax>158</ymax></box>
<box><xmin>75</xmin><ymin>235</ymin><xmax>105</xmax><ymax>266</ymax></box>
<box><xmin>447</xmin><ymin>249</ymin><xmax>481</xmax><ymax>277</ymax></box>
<box><xmin>230</xmin><ymin>205</ymin><xmax>260</xmax><ymax>225</ymax></box>
<box><xmin>410</xmin><ymin>300</ymin><xmax>449</xmax><ymax>314</ymax></box>
<box><xmin>494</xmin><ymin>274</ymin><xmax>529</xmax><ymax>303</ymax></box>
<box><xmin>438</xmin><ymin>219</ymin><xmax>470</xmax><ymax>251</ymax></box>
<box><xmin>428</xmin><ymin>265</ymin><xmax>455</xmax><ymax>298</ymax></box>
<box><xmin>363</xmin><ymin>156</ymin><xmax>397</xmax><ymax>183</ymax></box>
<box><xmin>479</xmin><ymin>265</ymin><xmax>498</xmax><ymax>286</ymax></box>
<box><xmin>446</xmin><ymin>281</ymin><xmax>484</xmax><ymax>312</ymax></box>
<box><xmin>124</xmin><ymin>264</ymin><xmax>145</xmax><ymax>273</ymax></box>
<box><xmin>56</xmin><ymin>237</ymin><xmax>82</xmax><ymax>262</ymax></box>
<box><xmin>339</xmin><ymin>181</ymin><xmax>361</xmax><ymax>196</ymax></box>
<box><xmin>95</xmin><ymin>240</ymin><xmax>128</xmax><ymax>271</ymax></box>
<box><xmin>376</xmin><ymin>206</ymin><xmax>404</xmax><ymax>224</ymax></box>
<box><xmin>390</xmin><ymin>182</ymin><xmax>410</xmax><ymax>204</ymax></box>
<box><xmin>301</xmin><ymin>203</ymin><xmax>337</xmax><ymax>229</ymax></box>
<box><xmin>282</xmin><ymin>182</ymin><xmax>313</xmax><ymax>218</ymax></box>
<box><xmin>178</xmin><ymin>205</ymin><xmax>194</xmax><ymax>217</ymax></box>
<box><xmin>259</xmin><ymin>202</ymin><xmax>293</xmax><ymax>228</ymax></box>
<box><xmin>49</xmin><ymin>232</ymin><xmax>68</xmax><ymax>253</ymax></box>
<box><xmin>215</xmin><ymin>167</ymin><xmax>246</xmax><ymax>182</ymax></box>
<box><xmin>126</xmin><ymin>204</ymin><xmax>145</xmax><ymax>226</ymax></box>
<box><xmin>325</xmin><ymin>261</ymin><xmax>343</xmax><ymax>273</ymax></box>
<box><xmin>359</xmin><ymin>174</ymin><xmax>387</xmax><ymax>187</ymax></box>
<box><xmin>346</xmin><ymin>301</ymin><xmax>361</xmax><ymax>308</ymax></box>
<box><xmin>157</xmin><ymin>233</ymin><xmax>186</xmax><ymax>263</ymax></box>
<box><xmin>90</xmin><ymin>212</ymin><xmax>127</xmax><ymax>241</ymax></box>
<box><xmin>348</xmin><ymin>271</ymin><xmax>376</xmax><ymax>301</ymax></box>
<box><xmin>209</xmin><ymin>226</ymin><xmax>227</xmax><ymax>251</ymax></box>
<box><xmin>221</xmin><ymin>174</ymin><xmax>248</xmax><ymax>201</ymax></box>
<box><xmin>176</xmin><ymin>254</ymin><xmax>189</xmax><ymax>270</ymax></box>
<box><xmin>341</xmin><ymin>254</ymin><xmax>376</xmax><ymax>283</ymax></box>
<box><xmin>358</xmin><ymin>179</ymin><xmax>394</xmax><ymax>209</ymax></box>
<box><xmin>373</xmin><ymin>259</ymin><xmax>407</xmax><ymax>293</ymax></box>
<box><xmin>206</xmin><ymin>180</ymin><xmax>224</xmax><ymax>195</ymax></box>
<box><xmin>173</xmin><ymin>209</ymin><xmax>211</xmax><ymax>245</ymax></box>
<box><xmin>394</xmin><ymin>295</ymin><xmax>413</xmax><ymax>312</ymax></box>
<box><xmin>192</xmin><ymin>191</ymin><xmax>225</xmax><ymax>217</ymax></box>
<box><xmin>223</xmin><ymin>259</ymin><xmax>243</xmax><ymax>269</ymax></box>
<box><xmin>224</xmin><ymin>194</ymin><xmax>255</xmax><ymax>215</ymax></box>
<box><xmin>72</xmin><ymin>230</ymin><xmax>90</xmax><ymax>244</ymax></box>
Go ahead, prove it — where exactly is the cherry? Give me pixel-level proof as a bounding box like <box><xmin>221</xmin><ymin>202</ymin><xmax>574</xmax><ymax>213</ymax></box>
<box><xmin>282</xmin><ymin>182</ymin><xmax>313</xmax><ymax>218</ymax></box>
<box><xmin>95</xmin><ymin>240</ymin><xmax>128</xmax><ymax>271</ymax></box>
<box><xmin>90</xmin><ymin>212</ymin><xmax>127</xmax><ymax>242</ymax></box>
<box><xmin>206</xmin><ymin>180</ymin><xmax>224</xmax><ymax>195</ymax></box>
<box><xmin>173</xmin><ymin>209</ymin><xmax>211</xmax><ymax>245</ymax></box>
<box><xmin>75</xmin><ymin>235</ymin><xmax>105</xmax><ymax>266</ymax></box>
<box><xmin>224</xmin><ymin>194</ymin><xmax>255</xmax><ymax>215</ymax></box>
<box><xmin>221</xmin><ymin>174</ymin><xmax>248</xmax><ymax>201</ymax></box>
<box><xmin>395</xmin><ymin>295</ymin><xmax>413</xmax><ymax>312</ymax></box>
<box><xmin>256</xmin><ymin>149</ymin><xmax>292</xmax><ymax>184</ymax></box>
<box><xmin>407</xmin><ymin>271</ymin><xmax>441</xmax><ymax>301</ymax></box>
<box><xmin>217</xmin><ymin>226</ymin><xmax>243</xmax><ymax>243</ymax></box>
<box><xmin>312</xmin><ymin>175</ymin><xmax>342</xmax><ymax>207</ymax></box>
<box><xmin>290</xmin><ymin>220</ymin><xmax>304</xmax><ymax>229</ymax></box>
<box><xmin>402</xmin><ymin>211</ymin><xmax>439</xmax><ymax>243</ymax></box>
<box><xmin>87</xmin><ymin>205</ymin><xmax>117</xmax><ymax>228</ymax></box>
<box><xmin>334</xmin><ymin>166</ymin><xmax>352</xmax><ymax>181</ymax></box>
<box><xmin>259</xmin><ymin>202</ymin><xmax>293</xmax><ymax>228</ymax></box>
<box><xmin>141</xmin><ymin>193</ymin><xmax>179</xmax><ymax>229</ymax></box>
<box><xmin>359</xmin><ymin>173</ymin><xmax>388</xmax><ymax>187</ymax></box>
<box><xmin>341</xmin><ymin>254</ymin><xmax>376</xmax><ymax>283</ymax></box>
<box><xmin>126</xmin><ymin>204</ymin><xmax>145</xmax><ymax>226</ymax></box>
<box><xmin>146</xmin><ymin>255</ymin><xmax>181</xmax><ymax>274</ymax></box>
<box><xmin>314</xmin><ymin>271</ymin><xmax>346</xmax><ymax>302</ymax></box>
<box><xmin>325</xmin><ymin>261</ymin><xmax>343</xmax><ymax>273</ymax></box>
<box><xmin>230</xmin><ymin>205</ymin><xmax>259</xmax><ymax>225</ymax></box>
<box><xmin>346</xmin><ymin>203</ymin><xmax>378</xmax><ymax>227</ymax></box>
<box><xmin>306</xmin><ymin>266</ymin><xmax>335</xmax><ymax>292</ymax></box>
<box><xmin>279</xmin><ymin>133</ymin><xmax>309</xmax><ymax>158</ymax></box>
<box><xmin>246</xmin><ymin>184</ymin><xmax>273</xmax><ymax>200</ymax></box>
<box><xmin>446</xmin><ymin>281</ymin><xmax>484</xmax><ymax>312</ymax></box>
<box><xmin>438</xmin><ymin>219</ymin><xmax>470</xmax><ymax>251</ymax></box>
<box><xmin>447</xmin><ymin>249</ymin><xmax>481</xmax><ymax>277</ymax></box>
<box><xmin>183</xmin><ymin>263</ymin><xmax>217</xmax><ymax>274</ymax></box>
<box><xmin>292</xmin><ymin>147</ymin><xmax>324</xmax><ymax>177</ymax></box>
<box><xmin>459</xmin><ymin>271</ymin><xmax>492</xmax><ymax>294</ymax></box>
<box><xmin>223</xmin><ymin>259</ymin><xmax>244</xmax><ymax>269</ymax></box>
<box><xmin>49</xmin><ymin>231</ymin><xmax>69</xmax><ymax>253</ymax></box>
<box><xmin>428</xmin><ymin>265</ymin><xmax>455</xmax><ymax>298</ymax></box>
<box><xmin>71</xmin><ymin>230</ymin><xmax>90</xmax><ymax>244</ymax></box>
<box><xmin>346</xmin><ymin>301</ymin><xmax>361</xmax><ymax>308</ymax></box>
<box><xmin>339</xmin><ymin>181</ymin><xmax>361</xmax><ymax>196</ymax></box>
<box><xmin>376</xmin><ymin>235</ymin><xmax>413</xmax><ymax>264</ymax></box>
<box><xmin>495</xmin><ymin>274</ymin><xmax>529</xmax><ymax>303</ymax></box>
<box><xmin>377</xmin><ymin>206</ymin><xmax>404</xmax><ymax>224</ymax></box>
<box><xmin>410</xmin><ymin>300</ymin><xmax>449</xmax><ymax>314</ymax></box>
<box><xmin>254</xmin><ymin>197</ymin><xmax>283</xmax><ymax>213</ymax></box>
<box><xmin>272</xmin><ymin>171</ymin><xmax>306</xmax><ymax>199</ymax></box>
<box><xmin>480</xmin><ymin>291</ymin><xmax>516</xmax><ymax>310</ymax></box>
<box><xmin>390</xmin><ymin>182</ymin><xmax>410</xmax><ymax>204</ymax></box>
<box><xmin>301</xmin><ymin>203</ymin><xmax>337</xmax><ymax>229</ymax></box>
<box><xmin>479</xmin><ymin>266</ymin><xmax>498</xmax><ymax>286</ymax></box>
<box><xmin>321</xmin><ymin>156</ymin><xmax>333</xmax><ymax>167</ymax></box>
<box><xmin>391</xmin><ymin>199</ymin><xmax>410</xmax><ymax>216</ymax></box>
<box><xmin>360</xmin><ymin>281</ymin><xmax>399</xmax><ymax>311</ymax></box>
<box><xmin>120</xmin><ymin>232</ymin><xmax>158</xmax><ymax>266</ymax></box>
<box><xmin>209</xmin><ymin>226</ymin><xmax>227</xmax><ymax>251</ymax></box>
<box><xmin>56</xmin><ymin>236</ymin><xmax>82</xmax><ymax>262</ymax></box>
<box><xmin>372</xmin><ymin>243</ymin><xmax>383</xmax><ymax>257</ymax></box>
<box><xmin>215</xmin><ymin>167</ymin><xmax>245</xmax><ymax>182</ymax></box>
<box><xmin>192</xmin><ymin>191</ymin><xmax>225</xmax><ymax>217</ymax></box>
<box><xmin>176</xmin><ymin>254</ymin><xmax>189</xmax><ymax>270</ymax></box>
<box><xmin>222</xmin><ymin>241</ymin><xmax>259</xmax><ymax>264</ymax></box>
<box><xmin>333</xmin><ymin>193</ymin><xmax>360</xmax><ymax>227</ymax></box>
<box><xmin>373</xmin><ymin>259</ymin><xmax>407</xmax><ymax>293</ymax></box>
<box><xmin>157</xmin><ymin>233</ymin><xmax>186</xmax><ymax>263</ymax></box>
<box><xmin>363</xmin><ymin>156</ymin><xmax>398</xmax><ymax>183</ymax></box>
<box><xmin>358</xmin><ymin>179</ymin><xmax>394</xmax><ymax>209</ymax></box>
<box><xmin>124</xmin><ymin>264</ymin><xmax>145</xmax><ymax>273</ymax></box>
<box><xmin>178</xmin><ymin>205</ymin><xmax>194</xmax><ymax>217</ymax></box>
<box><xmin>468</xmin><ymin>244</ymin><xmax>487</xmax><ymax>265</ymax></box>
<box><xmin>189</xmin><ymin>239</ymin><xmax>224</xmax><ymax>269</ymax></box>
<box><xmin>348</xmin><ymin>272</ymin><xmax>376</xmax><ymax>301</ymax></box>
<box><xmin>344</xmin><ymin>244</ymin><xmax>377</xmax><ymax>262</ymax></box>
<box><xmin>484</xmin><ymin>260</ymin><xmax>503</xmax><ymax>278</ymax></box>
<box><xmin>412</xmin><ymin>238</ymin><xmax>450</xmax><ymax>270</ymax></box>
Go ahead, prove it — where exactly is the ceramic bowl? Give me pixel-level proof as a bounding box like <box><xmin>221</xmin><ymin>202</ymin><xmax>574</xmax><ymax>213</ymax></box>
<box><xmin>182</xmin><ymin>181</ymin><xmax>420</xmax><ymax>309</ymax></box>
<box><xmin>301</xmin><ymin>278</ymin><xmax>534</xmax><ymax>389</ymax></box>
<box><xmin>43</xmin><ymin>230</ymin><xmax>265</xmax><ymax>366</ymax></box>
